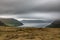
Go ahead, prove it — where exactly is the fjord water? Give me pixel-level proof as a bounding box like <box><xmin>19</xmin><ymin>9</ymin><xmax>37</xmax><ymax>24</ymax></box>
<box><xmin>19</xmin><ymin>20</ymin><xmax>53</xmax><ymax>28</ymax></box>
<box><xmin>20</xmin><ymin>23</ymin><xmax>52</xmax><ymax>28</ymax></box>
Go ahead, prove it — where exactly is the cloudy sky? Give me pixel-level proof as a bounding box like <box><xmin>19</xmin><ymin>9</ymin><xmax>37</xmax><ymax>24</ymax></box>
<box><xmin>0</xmin><ymin>0</ymin><xmax>60</xmax><ymax>20</ymax></box>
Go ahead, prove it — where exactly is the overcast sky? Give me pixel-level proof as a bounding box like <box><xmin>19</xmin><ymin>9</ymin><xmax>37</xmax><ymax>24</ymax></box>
<box><xmin>0</xmin><ymin>0</ymin><xmax>60</xmax><ymax>20</ymax></box>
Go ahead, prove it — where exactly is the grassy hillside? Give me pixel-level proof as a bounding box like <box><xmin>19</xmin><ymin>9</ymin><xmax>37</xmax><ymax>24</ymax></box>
<box><xmin>0</xmin><ymin>26</ymin><xmax>60</xmax><ymax>40</ymax></box>
<box><xmin>46</xmin><ymin>20</ymin><xmax>60</xmax><ymax>28</ymax></box>
<box><xmin>0</xmin><ymin>18</ymin><xmax>23</xmax><ymax>26</ymax></box>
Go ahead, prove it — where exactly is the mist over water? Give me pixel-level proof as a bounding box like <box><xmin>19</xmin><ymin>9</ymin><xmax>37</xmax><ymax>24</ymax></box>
<box><xmin>19</xmin><ymin>23</ymin><xmax>51</xmax><ymax>28</ymax></box>
<box><xmin>18</xmin><ymin>20</ymin><xmax>54</xmax><ymax>28</ymax></box>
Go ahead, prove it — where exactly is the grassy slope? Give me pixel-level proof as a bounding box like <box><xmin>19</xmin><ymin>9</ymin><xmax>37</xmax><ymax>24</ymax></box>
<box><xmin>46</xmin><ymin>20</ymin><xmax>60</xmax><ymax>28</ymax></box>
<box><xmin>0</xmin><ymin>26</ymin><xmax>60</xmax><ymax>40</ymax></box>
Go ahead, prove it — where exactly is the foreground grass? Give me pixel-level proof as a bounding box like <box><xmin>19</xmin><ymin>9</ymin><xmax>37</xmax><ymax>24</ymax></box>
<box><xmin>0</xmin><ymin>26</ymin><xmax>60</xmax><ymax>40</ymax></box>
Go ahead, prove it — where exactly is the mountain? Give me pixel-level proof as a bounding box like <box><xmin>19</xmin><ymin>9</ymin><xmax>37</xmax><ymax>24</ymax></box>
<box><xmin>0</xmin><ymin>18</ymin><xmax>23</xmax><ymax>27</ymax></box>
<box><xmin>21</xmin><ymin>20</ymin><xmax>53</xmax><ymax>23</ymax></box>
<box><xmin>46</xmin><ymin>20</ymin><xmax>60</xmax><ymax>28</ymax></box>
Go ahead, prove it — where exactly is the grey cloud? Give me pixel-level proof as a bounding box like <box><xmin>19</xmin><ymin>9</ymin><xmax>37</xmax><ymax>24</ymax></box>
<box><xmin>15</xmin><ymin>12</ymin><xmax>60</xmax><ymax>20</ymax></box>
<box><xmin>0</xmin><ymin>0</ymin><xmax>60</xmax><ymax>14</ymax></box>
<box><xmin>0</xmin><ymin>12</ymin><xmax>60</xmax><ymax>20</ymax></box>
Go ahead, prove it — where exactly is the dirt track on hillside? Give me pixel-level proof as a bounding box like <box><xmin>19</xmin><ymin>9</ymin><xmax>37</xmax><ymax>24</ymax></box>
<box><xmin>0</xmin><ymin>26</ymin><xmax>60</xmax><ymax>40</ymax></box>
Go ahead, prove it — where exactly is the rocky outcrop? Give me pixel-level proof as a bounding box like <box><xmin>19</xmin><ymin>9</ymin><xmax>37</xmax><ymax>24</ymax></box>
<box><xmin>46</xmin><ymin>20</ymin><xmax>60</xmax><ymax>28</ymax></box>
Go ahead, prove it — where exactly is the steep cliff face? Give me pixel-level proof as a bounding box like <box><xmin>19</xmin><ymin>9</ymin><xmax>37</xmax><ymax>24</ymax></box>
<box><xmin>46</xmin><ymin>20</ymin><xmax>60</xmax><ymax>28</ymax></box>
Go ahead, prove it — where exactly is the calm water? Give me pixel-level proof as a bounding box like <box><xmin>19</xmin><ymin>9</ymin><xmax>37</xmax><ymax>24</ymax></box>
<box><xmin>18</xmin><ymin>20</ymin><xmax>54</xmax><ymax>28</ymax></box>
<box><xmin>19</xmin><ymin>23</ymin><xmax>52</xmax><ymax>28</ymax></box>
